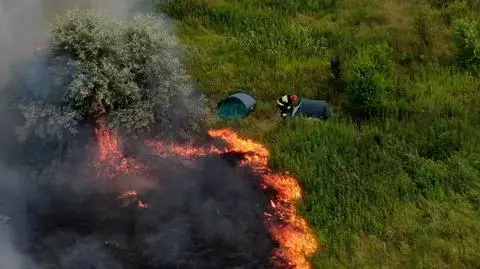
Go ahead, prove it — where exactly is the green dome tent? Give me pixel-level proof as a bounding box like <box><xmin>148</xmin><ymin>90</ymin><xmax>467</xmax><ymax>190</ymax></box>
<box><xmin>292</xmin><ymin>98</ymin><xmax>333</xmax><ymax>120</ymax></box>
<box><xmin>216</xmin><ymin>92</ymin><xmax>256</xmax><ymax>120</ymax></box>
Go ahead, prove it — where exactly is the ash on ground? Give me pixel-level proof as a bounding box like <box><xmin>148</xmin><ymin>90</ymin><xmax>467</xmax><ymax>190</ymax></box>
<box><xmin>3</xmin><ymin>147</ymin><xmax>276</xmax><ymax>269</ymax></box>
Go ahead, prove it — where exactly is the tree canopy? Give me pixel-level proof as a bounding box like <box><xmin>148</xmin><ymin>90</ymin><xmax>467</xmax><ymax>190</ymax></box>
<box><xmin>14</xmin><ymin>10</ymin><xmax>209</xmax><ymax>143</ymax></box>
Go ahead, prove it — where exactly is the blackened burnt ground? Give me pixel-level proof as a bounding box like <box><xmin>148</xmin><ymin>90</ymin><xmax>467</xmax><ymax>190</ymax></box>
<box><xmin>20</xmin><ymin>149</ymin><xmax>276</xmax><ymax>269</ymax></box>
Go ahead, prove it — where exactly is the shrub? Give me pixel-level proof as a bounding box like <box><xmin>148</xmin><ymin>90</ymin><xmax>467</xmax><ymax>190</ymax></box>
<box><xmin>14</xmin><ymin>10</ymin><xmax>209</xmax><ymax>142</ymax></box>
<box><xmin>453</xmin><ymin>18</ymin><xmax>480</xmax><ymax>74</ymax></box>
<box><xmin>345</xmin><ymin>43</ymin><xmax>396</xmax><ymax>119</ymax></box>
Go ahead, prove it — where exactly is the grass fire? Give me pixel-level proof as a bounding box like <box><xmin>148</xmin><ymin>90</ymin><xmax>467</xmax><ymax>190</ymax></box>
<box><xmin>2</xmin><ymin>0</ymin><xmax>480</xmax><ymax>268</ymax></box>
<box><xmin>95</xmin><ymin>117</ymin><xmax>318</xmax><ymax>268</ymax></box>
<box><xmin>0</xmin><ymin>6</ymin><xmax>319</xmax><ymax>269</ymax></box>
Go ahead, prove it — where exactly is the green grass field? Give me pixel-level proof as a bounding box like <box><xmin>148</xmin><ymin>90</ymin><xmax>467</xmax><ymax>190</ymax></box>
<box><xmin>155</xmin><ymin>0</ymin><xmax>480</xmax><ymax>268</ymax></box>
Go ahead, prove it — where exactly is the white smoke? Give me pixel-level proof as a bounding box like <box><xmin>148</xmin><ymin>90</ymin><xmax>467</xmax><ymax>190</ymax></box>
<box><xmin>0</xmin><ymin>162</ymin><xmax>34</xmax><ymax>269</ymax></box>
<box><xmin>0</xmin><ymin>0</ymin><xmax>151</xmax><ymax>86</ymax></box>
<box><xmin>0</xmin><ymin>2</ymin><xmax>152</xmax><ymax>269</ymax></box>
<box><xmin>0</xmin><ymin>223</ymin><xmax>26</xmax><ymax>269</ymax></box>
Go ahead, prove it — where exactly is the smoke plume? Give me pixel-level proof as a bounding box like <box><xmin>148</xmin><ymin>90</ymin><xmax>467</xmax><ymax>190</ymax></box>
<box><xmin>0</xmin><ymin>163</ymin><xmax>33</xmax><ymax>269</ymax></box>
<box><xmin>0</xmin><ymin>0</ymin><xmax>151</xmax><ymax>85</ymax></box>
<box><xmin>0</xmin><ymin>1</ymin><xmax>275</xmax><ymax>268</ymax></box>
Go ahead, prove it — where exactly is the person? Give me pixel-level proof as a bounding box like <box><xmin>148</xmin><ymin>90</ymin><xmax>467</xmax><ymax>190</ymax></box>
<box><xmin>276</xmin><ymin>94</ymin><xmax>299</xmax><ymax>118</ymax></box>
<box><xmin>277</xmin><ymin>94</ymin><xmax>333</xmax><ymax>120</ymax></box>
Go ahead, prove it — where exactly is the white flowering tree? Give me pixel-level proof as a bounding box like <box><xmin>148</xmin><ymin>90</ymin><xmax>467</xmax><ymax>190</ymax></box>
<box><xmin>15</xmin><ymin>10</ymin><xmax>209</xmax><ymax>142</ymax></box>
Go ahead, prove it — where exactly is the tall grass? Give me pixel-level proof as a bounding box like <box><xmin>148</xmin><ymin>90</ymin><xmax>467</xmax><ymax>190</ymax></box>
<box><xmin>162</xmin><ymin>0</ymin><xmax>341</xmax><ymax>58</ymax></box>
<box><xmin>268</xmin><ymin>117</ymin><xmax>480</xmax><ymax>267</ymax></box>
<box><xmin>157</xmin><ymin>0</ymin><xmax>480</xmax><ymax>267</ymax></box>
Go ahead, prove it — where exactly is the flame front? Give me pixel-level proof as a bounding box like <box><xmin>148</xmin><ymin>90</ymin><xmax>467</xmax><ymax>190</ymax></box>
<box><xmin>94</xmin><ymin>121</ymin><xmax>318</xmax><ymax>268</ymax></box>
<box><xmin>207</xmin><ymin>129</ymin><xmax>318</xmax><ymax>269</ymax></box>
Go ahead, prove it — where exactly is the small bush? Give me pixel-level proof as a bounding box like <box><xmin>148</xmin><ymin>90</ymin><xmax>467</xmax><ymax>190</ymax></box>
<box><xmin>453</xmin><ymin>18</ymin><xmax>480</xmax><ymax>73</ymax></box>
<box><xmin>345</xmin><ymin>43</ymin><xmax>396</xmax><ymax>119</ymax></box>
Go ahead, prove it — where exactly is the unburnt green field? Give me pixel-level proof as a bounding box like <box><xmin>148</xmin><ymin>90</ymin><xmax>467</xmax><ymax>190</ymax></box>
<box><xmin>155</xmin><ymin>0</ymin><xmax>480</xmax><ymax>268</ymax></box>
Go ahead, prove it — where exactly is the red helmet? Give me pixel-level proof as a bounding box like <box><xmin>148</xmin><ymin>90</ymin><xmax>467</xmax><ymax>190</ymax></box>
<box><xmin>290</xmin><ymin>95</ymin><xmax>298</xmax><ymax>103</ymax></box>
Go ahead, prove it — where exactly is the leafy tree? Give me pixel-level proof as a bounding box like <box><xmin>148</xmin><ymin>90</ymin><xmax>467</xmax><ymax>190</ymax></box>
<box><xmin>15</xmin><ymin>10</ymin><xmax>209</xmax><ymax>142</ymax></box>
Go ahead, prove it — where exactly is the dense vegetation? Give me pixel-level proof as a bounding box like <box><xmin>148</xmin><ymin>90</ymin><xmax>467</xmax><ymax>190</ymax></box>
<box><xmin>9</xmin><ymin>10</ymin><xmax>208</xmax><ymax>144</ymax></box>
<box><xmin>156</xmin><ymin>0</ymin><xmax>480</xmax><ymax>268</ymax></box>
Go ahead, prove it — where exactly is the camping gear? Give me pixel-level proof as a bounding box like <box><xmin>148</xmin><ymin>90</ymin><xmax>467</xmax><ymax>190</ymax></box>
<box><xmin>216</xmin><ymin>92</ymin><xmax>256</xmax><ymax>120</ymax></box>
<box><xmin>291</xmin><ymin>98</ymin><xmax>333</xmax><ymax>120</ymax></box>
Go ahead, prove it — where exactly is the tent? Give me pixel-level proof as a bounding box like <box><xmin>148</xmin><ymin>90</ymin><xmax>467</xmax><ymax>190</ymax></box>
<box><xmin>216</xmin><ymin>92</ymin><xmax>256</xmax><ymax>120</ymax></box>
<box><xmin>292</xmin><ymin>98</ymin><xmax>333</xmax><ymax>120</ymax></box>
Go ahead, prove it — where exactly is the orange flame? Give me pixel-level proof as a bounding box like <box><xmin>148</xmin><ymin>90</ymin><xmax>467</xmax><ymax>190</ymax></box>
<box><xmin>207</xmin><ymin>129</ymin><xmax>318</xmax><ymax>269</ymax></box>
<box><xmin>145</xmin><ymin>129</ymin><xmax>318</xmax><ymax>268</ymax></box>
<box><xmin>94</xmin><ymin>121</ymin><xmax>318</xmax><ymax>268</ymax></box>
<box><xmin>94</xmin><ymin>118</ymin><xmax>143</xmax><ymax>177</ymax></box>
<box><xmin>95</xmin><ymin>119</ymin><xmax>122</xmax><ymax>162</ymax></box>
